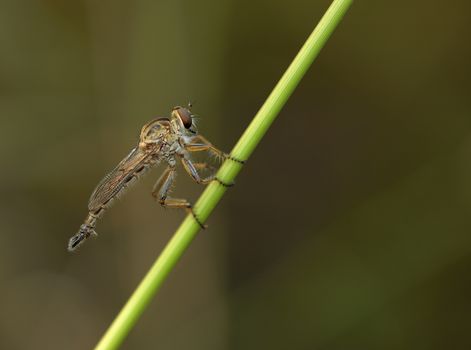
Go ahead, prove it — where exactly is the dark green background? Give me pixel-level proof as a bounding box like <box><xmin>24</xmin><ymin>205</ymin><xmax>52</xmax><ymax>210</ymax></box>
<box><xmin>1</xmin><ymin>0</ymin><xmax>470</xmax><ymax>349</ymax></box>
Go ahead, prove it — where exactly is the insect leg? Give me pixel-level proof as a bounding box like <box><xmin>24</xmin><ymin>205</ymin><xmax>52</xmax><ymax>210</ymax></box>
<box><xmin>193</xmin><ymin>162</ymin><xmax>213</xmax><ymax>171</ymax></box>
<box><xmin>151</xmin><ymin>165</ymin><xmax>206</xmax><ymax>228</ymax></box>
<box><xmin>180</xmin><ymin>156</ymin><xmax>233</xmax><ymax>188</ymax></box>
<box><xmin>180</xmin><ymin>157</ymin><xmax>214</xmax><ymax>185</ymax></box>
<box><xmin>183</xmin><ymin>135</ymin><xmax>245</xmax><ymax>164</ymax></box>
<box><xmin>192</xmin><ymin>162</ymin><xmax>233</xmax><ymax>186</ymax></box>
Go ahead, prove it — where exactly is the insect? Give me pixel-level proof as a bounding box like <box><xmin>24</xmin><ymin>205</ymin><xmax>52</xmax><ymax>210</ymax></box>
<box><xmin>68</xmin><ymin>105</ymin><xmax>243</xmax><ymax>251</ymax></box>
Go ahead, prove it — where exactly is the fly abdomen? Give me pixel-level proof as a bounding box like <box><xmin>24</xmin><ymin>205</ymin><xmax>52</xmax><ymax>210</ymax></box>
<box><xmin>68</xmin><ymin>215</ymin><xmax>97</xmax><ymax>251</ymax></box>
<box><xmin>69</xmin><ymin>163</ymin><xmax>155</xmax><ymax>251</ymax></box>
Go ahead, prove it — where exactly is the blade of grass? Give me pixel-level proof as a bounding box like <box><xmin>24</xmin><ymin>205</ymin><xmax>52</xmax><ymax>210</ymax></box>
<box><xmin>95</xmin><ymin>0</ymin><xmax>352</xmax><ymax>349</ymax></box>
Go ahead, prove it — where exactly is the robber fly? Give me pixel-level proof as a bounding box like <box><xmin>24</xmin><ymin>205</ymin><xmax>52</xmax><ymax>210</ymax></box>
<box><xmin>68</xmin><ymin>105</ymin><xmax>243</xmax><ymax>251</ymax></box>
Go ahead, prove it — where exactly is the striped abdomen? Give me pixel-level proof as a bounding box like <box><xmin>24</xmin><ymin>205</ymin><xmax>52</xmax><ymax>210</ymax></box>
<box><xmin>68</xmin><ymin>147</ymin><xmax>160</xmax><ymax>251</ymax></box>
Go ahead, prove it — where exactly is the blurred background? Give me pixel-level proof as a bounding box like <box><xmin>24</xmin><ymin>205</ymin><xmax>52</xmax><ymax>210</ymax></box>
<box><xmin>1</xmin><ymin>0</ymin><xmax>470</xmax><ymax>349</ymax></box>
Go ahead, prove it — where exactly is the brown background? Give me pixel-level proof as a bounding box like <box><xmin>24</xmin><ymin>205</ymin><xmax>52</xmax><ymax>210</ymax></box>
<box><xmin>0</xmin><ymin>0</ymin><xmax>470</xmax><ymax>349</ymax></box>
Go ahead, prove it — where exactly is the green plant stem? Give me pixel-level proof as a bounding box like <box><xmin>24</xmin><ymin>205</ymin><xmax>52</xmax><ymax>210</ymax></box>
<box><xmin>94</xmin><ymin>1</ymin><xmax>352</xmax><ymax>349</ymax></box>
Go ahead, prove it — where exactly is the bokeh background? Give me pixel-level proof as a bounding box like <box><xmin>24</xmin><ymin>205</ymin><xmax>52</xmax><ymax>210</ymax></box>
<box><xmin>1</xmin><ymin>0</ymin><xmax>471</xmax><ymax>349</ymax></box>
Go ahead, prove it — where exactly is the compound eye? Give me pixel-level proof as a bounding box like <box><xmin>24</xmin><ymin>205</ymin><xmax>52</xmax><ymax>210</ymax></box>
<box><xmin>177</xmin><ymin>108</ymin><xmax>192</xmax><ymax>129</ymax></box>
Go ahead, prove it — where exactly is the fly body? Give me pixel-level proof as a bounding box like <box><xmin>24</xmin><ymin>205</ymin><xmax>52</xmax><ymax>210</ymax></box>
<box><xmin>68</xmin><ymin>105</ymin><xmax>242</xmax><ymax>251</ymax></box>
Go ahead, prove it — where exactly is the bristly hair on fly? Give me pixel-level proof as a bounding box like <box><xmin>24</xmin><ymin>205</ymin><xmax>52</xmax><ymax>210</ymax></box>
<box><xmin>69</xmin><ymin>103</ymin><xmax>240</xmax><ymax>251</ymax></box>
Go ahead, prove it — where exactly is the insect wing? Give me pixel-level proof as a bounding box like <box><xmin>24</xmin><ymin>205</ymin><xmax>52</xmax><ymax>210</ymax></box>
<box><xmin>88</xmin><ymin>147</ymin><xmax>151</xmax><ymax>211</ymax></box>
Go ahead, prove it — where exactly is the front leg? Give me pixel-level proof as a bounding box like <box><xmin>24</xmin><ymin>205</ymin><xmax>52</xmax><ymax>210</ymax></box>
<box><xmin>182</xmin><ymin>135</ymin><xmax>244</xmax><ymax>164</ymax></box>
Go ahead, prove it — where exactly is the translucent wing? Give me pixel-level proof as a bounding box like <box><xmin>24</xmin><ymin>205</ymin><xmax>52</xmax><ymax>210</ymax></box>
<box><xmin>88</xmin><ymin>147</ymin><xmax>153</xmax><ymax>212</ymax></box>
